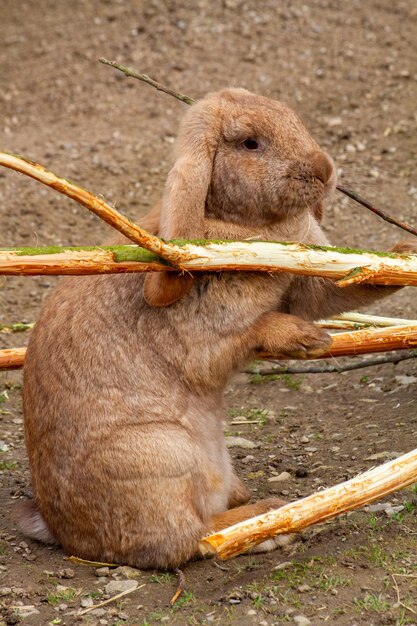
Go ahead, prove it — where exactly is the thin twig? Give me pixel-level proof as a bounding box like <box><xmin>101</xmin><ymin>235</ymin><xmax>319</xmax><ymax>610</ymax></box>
<box><xmin>247</xmin><ymin>349</ymin><xmax>417</xmax><ymax>375</ymax></box>
<box><xmin>99</xmin><ymin>58</ymin><xmax>196</xmax><ymax>105</ymax></box>
<box><xmin>391</xmin><ymin>574</ymin><xmax>416</xmax><ymax>615</ymax></box>
<box><xmin>170</xmin><ymin>568</ymin><xmax>186</xmax><ymax>606</ymax></box>
<box><xmin>78</xmin><ymin>583</ymin><xmax>145</xmax><ymax>616</ymax></box>
<box><xmin>0</xmin><ymin>152</ymin><xmax>190</xmax><ymax>266</ymax></box>
<box><xmin>337</xmin><ymin>185</ymin><xmax>417</xmax><ymax>238</ymax></box>
<box><xmin>67</xmin><ymin>555</ymin><xmax>117</xmax><ymax>568</ymax></box>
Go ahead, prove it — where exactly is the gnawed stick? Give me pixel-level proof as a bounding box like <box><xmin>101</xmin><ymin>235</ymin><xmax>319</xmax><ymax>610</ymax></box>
<box><xmin>0</xmin><ymin>348</ymin><xmax>26</xmax><ymax>370</ymax></box>
<box><xmin>200</xmin><ymin>447</ymin><xmax>417</xmax><ymax>559</ymax></box>
<box><xmin>320</xmin><ymin>312</ymin><xmax>417</xmax><ymax>330</ymax></box>
<box><xmin>316</xmin><ymin>324</ymin><xmax>417</xmax><ymax>357</ymax></box>
<box><xmin>1</xmin><ymin>242</ymin><xmax>417</xmax><ymax>285</ymax></box>
<box><xmin>0</xmin><ymin>152</ymin><xmax>190</xmax><ymax>265</ymax></box>
<box><xmin>4</xmin><ymin>325</ymin><xmax>417</xmax><ymax>371</ymax></box>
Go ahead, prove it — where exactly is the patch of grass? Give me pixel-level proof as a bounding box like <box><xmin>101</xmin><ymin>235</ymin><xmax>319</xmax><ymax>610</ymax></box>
<box><xmin>150</xmin><ymin>572</ymin><xmax>174</xmax><ymax>584</ymax></box>
<box><xmin>47</xmin><ymin>587</ymin><xmax>79</xmax><ymax>606</ymax></box>
<box><xmin>86</xmin><ymin>589</ymin><xmax>103</xmax><ymax>600</ymax></box>
<box><xmin>249</xmin><ymin>372</ymin><xmax>281</xmax><ymax>384</ymax></box>
<box><xmin>0</xmin><ymin>460</ymin><xmax>19</xmax><ymax>471</ymax></box>
<box><xmin>270</xmin><ymin>556</ymin><xmax>342</xmax><ymax>592</ymax></box>
<box><xmin>0</xmin><ymin>390</ymin><xmax>9</xmax><ymax>403</ymax></box>
<box><xmin>353</xmin><ymin>592</ymin><xmax>390</xmax><ymax>613</ymax></box>
<box><xmin>227</xmin><ymin>407</ymin><xmax>269</xmax><ymax>426</ymax></box>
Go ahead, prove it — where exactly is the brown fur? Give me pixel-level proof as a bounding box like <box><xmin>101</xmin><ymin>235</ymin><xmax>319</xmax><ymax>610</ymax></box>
<box><xmin>20</xmin><ymin>88</ymin><xmax>417</xmax><ymax>569</ymax></box>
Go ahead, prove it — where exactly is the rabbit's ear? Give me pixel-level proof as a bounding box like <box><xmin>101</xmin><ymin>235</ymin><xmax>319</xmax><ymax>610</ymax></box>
<box><xmin>159</xmin><ymin>101</ymin><xmax>220</xmax><ymax>240</ymax></box>
<box><xmin>145</xmin><ymin>101</ymin><xmax>219</xmax><ymax>306</ymax></box>
<box><xmin>144</xmin><ymin>272</ymin><xmax>193</xmax><ymax>307</ymax></box>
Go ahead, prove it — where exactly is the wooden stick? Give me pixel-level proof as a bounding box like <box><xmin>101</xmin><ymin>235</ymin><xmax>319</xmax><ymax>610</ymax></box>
<box><xmin>99</xmin><ymin>58</ymin><xmax>196</xmax><ymax>105</ymax></box>
<box><xmin>337</xmin><ymin>185</ymin><xmax>417</xmax><ymax>238</ymax></box>
<box><xmin>200</xmin><ymin>447</ymin><xmax>417</xmax><ymax>559</ymax></box>
<box><xmin>1</xmin><ymin>242</ymin><xmax>417</xmax><ymax>285</ymax></box>
<box><xmin>316</xmin><ymin>324</ymin><xmax>417</xmax><ymax>357</ymax></box>
<box><xmin>0</xmin><ymin>152</ymin><xmax>189</xmax><ymax>265</ymax></box>
<box><xmin>320</xmin><ymin>312</ymin><xmax>417</xmax><ymax>330</ymax></box>
<box><xmin>78</xmin><ymin>583</ymin><xmax>145</xmax><ymax>616</ymax></box>
<box><xmin>0</xmin><ymin>348</ymin><xmax>26</xmax><ymax>370</ymax></box>
<box><xmin>3</xmin><ymin>325</ymin><xmax>417</xmax><ymax>371</ymax></box>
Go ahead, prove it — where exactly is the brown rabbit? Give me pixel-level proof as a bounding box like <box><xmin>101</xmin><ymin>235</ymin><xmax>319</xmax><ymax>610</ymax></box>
<box><xmin>19</xmin><ymin>88</ymin><xmax>416</xmax><ymax>569</ymax></box>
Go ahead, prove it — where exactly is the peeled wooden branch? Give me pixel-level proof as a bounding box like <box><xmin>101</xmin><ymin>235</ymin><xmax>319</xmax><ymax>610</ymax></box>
<box><xmin>1</xmin><ymin>242</ymin><xmax>417</xmax><ymax>285</ymax></box>
<box><xmin>316</xmin><ymin>324</ymin><xmax>417</xmax><ymax>357</ymax></box>
<box><xmin>0</xmin><ymin>152</ymin><xmax>190</xmax><ymax>265</ymax></box>
<box><xmin>320</xmin><ymin>312</ymin><xmax>417</xmax><ymax>330</ymax></box>
<box><xmin>200</xmin><ymin>448</ymin><xmax>417</xmax><ymax>559</ymax></box>
<box><xmin>0</xmin><ymin>348</ymin><xmax>26</xmax><ymax>370</ymax></box>
<box><xmin>3</xmin><ymin>325</ymin><xmax>417</xmax><ymax>371</ymax></box>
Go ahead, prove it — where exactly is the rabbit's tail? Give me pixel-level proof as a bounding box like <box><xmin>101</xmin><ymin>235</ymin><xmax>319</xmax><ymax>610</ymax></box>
<box><xmin>14</xmin><ymin>499</ymin><xmax>56</xmax><ymax>544</ymax></box>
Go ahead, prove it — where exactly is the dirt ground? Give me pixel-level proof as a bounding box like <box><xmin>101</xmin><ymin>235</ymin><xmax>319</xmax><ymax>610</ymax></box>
<box><xmin>1</xmin><ymin>1</ymin><xmax>417</xmax><ymax>625</ymax></box>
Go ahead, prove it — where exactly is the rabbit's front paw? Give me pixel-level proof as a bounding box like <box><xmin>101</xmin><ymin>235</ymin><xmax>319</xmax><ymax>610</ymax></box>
<box><xmin>256</xmin><ymin>312</ymin><xmax>332</xmax><ymax>359</ymax></box>
<box><xmin>281</xmin><ymin>320</ymin><xmax>332</xmax><ymax>359</ymax></box>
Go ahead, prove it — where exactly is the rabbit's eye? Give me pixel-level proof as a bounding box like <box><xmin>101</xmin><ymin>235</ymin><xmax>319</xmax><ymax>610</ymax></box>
<box><xmin>242</xmin><ymin>138</ymin><xmax>259</xmax><ymax>151</ymax></box>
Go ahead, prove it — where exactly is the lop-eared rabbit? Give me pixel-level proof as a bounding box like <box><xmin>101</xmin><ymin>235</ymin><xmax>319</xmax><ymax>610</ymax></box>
<box><xmin>20</xmin><ymin>88</ymin><xmax>415</xmax><ymax>569</ymax></box>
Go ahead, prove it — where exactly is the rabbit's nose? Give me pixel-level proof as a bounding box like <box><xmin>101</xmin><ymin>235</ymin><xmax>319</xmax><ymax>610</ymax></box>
<box><xmin>310</xmin><ymin>151</ymin><xmax>334</xmax><ymax>184</ymax></box>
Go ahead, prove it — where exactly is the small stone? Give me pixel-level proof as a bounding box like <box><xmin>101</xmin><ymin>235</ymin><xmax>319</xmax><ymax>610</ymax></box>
<box><xmin>117</xmin><ymin>612</ymin><xmax>129</xmax><ymax>620</ymax></box>
<box><xmin>273</xmin><ymin>561</ymin><xmax>293</xmax><ymax>571</ymax></box>
<box><xmin>384</xmin><ymin>505</ymin><xmax>404</xmax><ymax>517</ymax></box>
<box><xmin>95</xmin><ymin>567</ymin><xmax>110</xmax><ymax>577</ymax></box>
<box><xmin>268</xmin><ymin>471</ymin><xmax>291</xmax><ymax>483</ymax></box>
<box><xmin>327</xmin><ymin>116</ymin><xmax>342</xmax><ymax>126</ymax></box>
<box><xmin>365</xmin><ymin>451</ymin><xmax>395</xmax><ymax>461</ymax></box>
<box><xmin>90</xmin><ymin>608</ymin><xmax>107</xmax><ymax>616</ymax></box>
<box><xmin>58</xmin><ymin>603</ymin><xmax>68</xmax><ymax>610</ymax></box>
<box><xmin>247</xmin><ymin>609</ymin><xmax>257</xmax><ymax>615</ymax></box>
<box><xmin>0</xmin><ymin>587</ymin><xmax>12</xmax><ymax>596</ymax></box>
<box><xmin>300</xmin><ymin>436</ymin><xmax>310</xmax><ymax>444</ymax></box>
<box><xmin>293</xmin><ymin>615</ymin><xmax>312</xmax><ymax>626</ymax></box>
<box><xmin>395</xmin><ymin>375</ymin><xmax>417</xmax><ymax>386</ymax></box>
<box><xmin>81</xmin><ymin>597</ymin><xmax>94</xmax><ymax>608</ymax></box>
<box><xmin>295</xmin><ymin>468</ymin><xmax>308</xmax><ymax>478</ymax></box>
<box><xmin>242</xmin><ymin>454</ymin><xmax>255</xmax><ymax>463</ymax></box>
<box><xmin>112</xmin><ymin>566</ymin><xmax>142</xmax><ymax>579</ymax></box>
<box><xmin>367</xmin><ymin>503</ymin><xmax>388</xmax><ymax>513</ymax></box>
<box><xmin>304</xmin><ymin>447</ymin><xmax>318</xmax><ymax>453</ymax></box>
<box><xmin>297</xmin><ymin>584</ymin><xmax>311</xmax><ymax>592</ymax></box>
<box><xmin>225</xmin><ymin>436</ymin><xmax>259</xmax><ymax>449</ymax></box>
<box><xmin>105</xmin><ymin>579</ymin><xmax>138</xmax><ymax>594</ymax></box>
<box><xmin>58</xmin><ymin>568</ymin><xmax>75</xmax><ymax>579</ymax></box>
